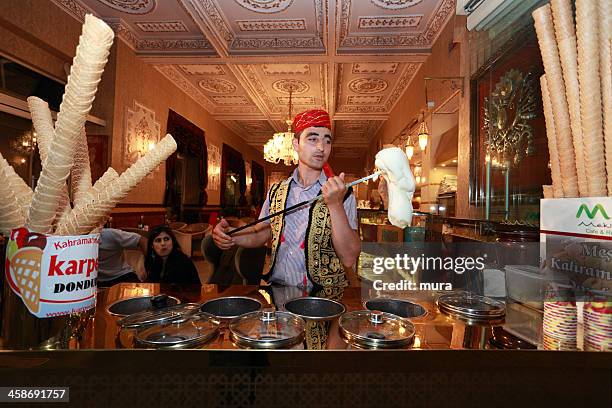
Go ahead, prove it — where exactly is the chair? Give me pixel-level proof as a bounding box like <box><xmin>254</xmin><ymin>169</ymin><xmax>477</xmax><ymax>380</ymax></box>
<box><xmin>201</xmin><ymin>233</ymin><xmax>222</xmax><ymax>271</ymax></box>
<box><xmin>201</xmin><ymin>233</ymin><xmax>242</xmax><ymax>285</ymax></box>
<box><xmin>123</xmin><ymin>249</ymin><xmax>146</xmax><ymax>281</ymax></box>
<box><xmin>234</xmin><ymin>246</ymin><xmax>267</xmax><ymax>285</ymax></box>
<box><xmin>169</xmin><ymin>221</ymin><xmax>187</xmax><ymax>231</ymax></box>
<box><xmin>173</xmin><ymin>230</ymin><xmax>192</xmax><ymax>257</ymax></box>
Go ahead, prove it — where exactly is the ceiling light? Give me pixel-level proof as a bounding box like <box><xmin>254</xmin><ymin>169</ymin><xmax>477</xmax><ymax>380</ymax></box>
<box><xmin>264</xmin><ymin>85</ymin><xmax>298</xmax><ymax>166</ymax></box>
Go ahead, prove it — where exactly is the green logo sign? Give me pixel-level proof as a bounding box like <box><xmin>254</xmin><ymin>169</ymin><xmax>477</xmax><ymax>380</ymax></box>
<box><xmin>576</xmin><ymin>204</ymin><xmax>610</xmax><ymax>220</ymax></box>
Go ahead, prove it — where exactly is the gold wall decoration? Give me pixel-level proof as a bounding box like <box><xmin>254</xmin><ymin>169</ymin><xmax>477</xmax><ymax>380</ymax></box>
<box><xmin>124</xmin><ymin>100</ymin><xmax>160</xmax><ymax>165</ymax></box>
<box><xmin>207</xmin><ymin>144</ymin><xmax>221</xmax><ymax>191</ymax></box>
<box><xmin>483</xmin><ymin>69</ymin><xmax>537</xmax><ymax>167</ymax></box>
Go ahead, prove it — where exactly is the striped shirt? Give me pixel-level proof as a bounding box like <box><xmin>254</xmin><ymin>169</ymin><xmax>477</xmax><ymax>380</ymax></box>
<box><xmin>259</xmin><ymin>168</ymin><xmax>358</xmax><ymax>286</ymax></box>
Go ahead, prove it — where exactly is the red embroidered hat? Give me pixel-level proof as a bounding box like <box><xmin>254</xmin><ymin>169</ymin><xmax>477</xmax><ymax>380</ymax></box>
<box><xmin>292</xmin><ymin>109</ymin><xmax>331</xmax><ymax>136</ymax></box>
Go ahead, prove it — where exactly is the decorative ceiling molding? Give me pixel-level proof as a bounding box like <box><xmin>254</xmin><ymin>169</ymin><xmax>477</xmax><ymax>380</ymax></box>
<box><xmin>262</xmin><ymin>64</ymin><xmax>311</xmax><ymax>75</ymax></box>
<box><xmin>155</xmin><ymin>65</ymin><xmax>215</xmax><ymax>111</ymax></box>
<box><xmin>52</xmin><ymin>0</ymin><xmax>454</xmax><ymax>159</ymax></box>
<box><xmin>347</xmin><ymin>95</ymin><xmax>382</xmax><ymax>104</ymax></box>
<box><xmin>237</xmin><ymin>19</ymin><xmax>306</xmax><ymax>31</ymax></box>
<box><xmin>210</xmin><ymin>95</ymin><xmax>251</xmax><ymax>105</ymax></box>
<box><xmin>50</xmin><ymin>0</ymin><xmax>92</xmax><ymax>21</ymax></box>
<box><xmin>370</xmin><ymin>0</ymin><xmax>423</xmax><ymax>10</ymax></box>
<box><xmin>179</xmin><ymin>64</ymin><xmax>226</xmax><ymax>75</ymax></box>
<box><xmin>137</xmin><ymin>38</ymin><xmax>212</xmax><ymax>51</ymax></box>
<box><xmin>383</xmin><ymin>62</ymin><xmax>420</xmax><ymax>111</ymax></box>
<box><xmin>277</xmin><ymin>96</ymin><xmax>315</xmax><ymax>105</ymax></box>
<box><xmin>271</xmin><ymin>79</ymin><xmax>309</xmax><ymax>94</ymax></box>
<box><xmin>198</xmin><ymin>78</ymin><xmax>238</xmax><ymax>93</ymax></box>
<box><xmin>233</xmin><ymin>0</ymin><xmax>294</xmax><ymax>14</ymax></box>
<box><xmin>339</xmin><ymin>0</ymin><xmax>454</xmax><ymax>49</ymax></box>
<box><xmin>358</xmin><ymin>15</ymin><xmax>422</xmax><ymax>29</ymax></box>
<box><xmin>352</xmin><ymin>62</ymin><xmax>398</xmax><ymax>74</ymax></box>
<box><xmin>230</xmin><ymin>0</ymin><xmax>324</xmax><ymax>51</ymax></box>
<box><xmin>238</xmin><ymin>64</ymin><xmax>276</xmax><ymax>113</ymax></box>
<box><xmin>348</xmin><ymin>78</ymin><xmax>388</xmax><ymax>94</ymax></box>
<box><xmin>98</xmin><ymin>0</ymin><xmax>156</xmax><ymax>14</ymax></box>
<box><xmin>135</xmin><ymin>20</ymin><xmax>188</xmax><ymax>32</ymax></box>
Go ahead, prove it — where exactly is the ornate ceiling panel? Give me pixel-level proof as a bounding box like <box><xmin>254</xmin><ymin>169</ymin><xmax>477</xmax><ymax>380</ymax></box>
<box><xmin>337</xmin><ymin>0</ymin><xmax>455</xmax><ymax>53</ymax></box>
<box><xmin>53</xmin><ymin>0</ymin><xmax>454</xmax><ymax>159</ymax></box>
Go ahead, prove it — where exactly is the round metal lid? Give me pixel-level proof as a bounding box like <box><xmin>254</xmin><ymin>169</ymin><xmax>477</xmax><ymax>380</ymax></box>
<box><xmin>199</xmin><ymin>296</ymin><xmax>262</xmax><ymax>320</ymax></box>
<box><xmin>437</xmin><ymin>292</ymin><xmax>506</xmax><ymax>321</ymax></box>
<box><xmin>283</xmin><ymin>297</ymin><xmax>345</xmax><ymax>321</ymax></box>
<box><xmin>229</xmin><ymin>309</ymin><xmax>305</xmax><ymax>349</ymax></box>
<box><xmin>134</xmin><ymin>312</ymin><xmax>220</xmax><ymax>349</ymax></box>
<box><xmin>107</xmin><ymin>294</ymin><xmax>180</xmax><ymax>317</ymax></box>
<box><xmin>117</xmin><ymin>303</ymin><xmax>201</xmax><ymax>329</ymax></box>
<box><xmin>364</xmin><ymin>298</ymin><xmax>427</xmax><ymax>319</ymax></box>
<box><xmin>339</xmin><ymin>310</ymin><xmax>416</xmax><ymax>349</ymax></box>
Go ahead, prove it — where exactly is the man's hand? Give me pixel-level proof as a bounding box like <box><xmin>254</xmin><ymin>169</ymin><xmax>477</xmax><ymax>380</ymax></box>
<box><xmin>212</xmin><ymin>219</ymin><xmax>235</xmax><ymax>250</ymax></box>
<box><xmin>321</xmin><ymin>172</ymin><xmax>347</xmax><ymax>208</ymax></box>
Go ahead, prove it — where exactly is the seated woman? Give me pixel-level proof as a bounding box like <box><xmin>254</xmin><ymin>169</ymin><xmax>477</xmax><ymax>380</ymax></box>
<box><xmin>144</xmin><ymin>225</ymin><xmax>201</xmax><ymax>284</ymax></box>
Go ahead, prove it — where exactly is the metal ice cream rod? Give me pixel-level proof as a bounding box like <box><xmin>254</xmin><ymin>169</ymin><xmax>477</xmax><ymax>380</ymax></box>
<box><xmin>228</xmin><ymin>171</ymin><xmax>382</xmax><ymax>236</ymax></box>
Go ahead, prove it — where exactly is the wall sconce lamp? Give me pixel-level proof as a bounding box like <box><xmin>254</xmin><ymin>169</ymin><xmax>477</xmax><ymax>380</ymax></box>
<box><xmin>417</xmin><ymin>120</ymin><xmax>429</xmax><ymax>151</ymax></box>
<box><xmin>405</xmin><ymin>136</ymin><xmax>414</xmax><ymax>160</ymax></box>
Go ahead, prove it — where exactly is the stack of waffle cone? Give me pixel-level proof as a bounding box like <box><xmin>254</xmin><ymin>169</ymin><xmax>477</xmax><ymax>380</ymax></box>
<box><xmin>26</xmin><ymin>97</ymin><xmax>55</xmax><ymax>164</ymax></box>
<box><xmin>576</xmin><ymin>0</ymin><xmax>605</xmax><ymax>197</ymax></box>
<box><xmin>27</xmin><ymin>96</ymin><xmax>72</xmax><ymax>227</ymax></box>
<box><xmin>0</xmin><ymin>159</ymin><xmax>25</xmax><ymax>234</ymax></box>
<box><xmin>533</xmin><ymin>5</ymin><xmax>578</xmax><ymax>198</ymax></box>
<box><xmin>71</xmin><ymin>127</ymin><xmax>92</xmax><ymax>208</ymax></box>
<box><xmin>26</xmin><ymin>14</ymin><xmax>114</xmax><ymax>234</ymax></box>
<box><xmin>600</xmin><ymin>1</ymin><xmax>612</xmax><ymax>195</ymax></box>
<box><xmin>534</xmin><ymin>0</ymin><xmax>610</xmax><ymax>198</ymax></box>
<box><xmin>57</xmin><ymin>135</ymin><xmax>177</xmax><ymax>235</ymax></box>
<box><xmin>541</xmin><ymin>75</ymin><xmax>564</xmax><ymax>198</ymax></box>
<box><xmin>0</xmin><ymin>15</ymin><xmax>178</xmax><ymax>237</ymax></box>
<box><xmin>550</xmin><ymin>0</ymin><xmax>587</xmax><ymax>197</ymax></box>
<box><xmin>0</xmin><ymin>155</ymin><xmax>33</xmax><ymax>216</ymax></box>
<box><xmin>85</xmin><ymin>167</ymin><xmax>119</xmax><ymax>204</ymax></box>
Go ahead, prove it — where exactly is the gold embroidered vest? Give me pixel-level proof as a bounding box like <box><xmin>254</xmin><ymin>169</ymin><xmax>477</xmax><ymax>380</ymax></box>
<box><xmin>267</xmin><ymin>179</ymin><xmax>351</xmax><ymax>288</ymax></box>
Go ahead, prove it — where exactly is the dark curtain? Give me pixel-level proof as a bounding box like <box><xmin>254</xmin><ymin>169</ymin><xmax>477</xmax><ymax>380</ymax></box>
<box><xmin>164</xmin><ymin>110</ymin><xmax>208</xmax><ymax>215</ymax></box>
<box><xmin>220</xmin><ymin>143</ymin><xmax>246</xmax><ymax>207</ymax></box>
<box><xmin>251</xmin><ymin>161</ymin><xmax>265</xmax><ymax>207</ymax></box>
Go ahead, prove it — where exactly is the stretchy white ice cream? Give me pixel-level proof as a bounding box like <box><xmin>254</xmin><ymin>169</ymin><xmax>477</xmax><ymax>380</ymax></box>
<box><xmin>374</xmin><ymin>147</ymin><xmax>415</xmax><ymax>228</ymax></box>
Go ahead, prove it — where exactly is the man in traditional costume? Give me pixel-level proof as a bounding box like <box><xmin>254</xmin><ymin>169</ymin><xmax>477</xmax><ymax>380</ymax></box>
<box><xmin>213</xmin><ymin>109</ymin><xmax>360</xmax><ymax>288</ymax></box>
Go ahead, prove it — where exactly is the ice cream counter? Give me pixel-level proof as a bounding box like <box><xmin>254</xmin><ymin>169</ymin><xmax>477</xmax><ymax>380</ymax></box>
<box><xmin>0</xmin><ymin>283</ymin><xmax>610</xmax><ymax>407</ymax></box>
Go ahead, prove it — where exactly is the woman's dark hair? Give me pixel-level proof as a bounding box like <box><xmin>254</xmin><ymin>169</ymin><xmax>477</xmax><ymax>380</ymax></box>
<box><xmin>144</xmin><ymin>225</ymin><xmax>182</xmax><ymax>272</ymax></box>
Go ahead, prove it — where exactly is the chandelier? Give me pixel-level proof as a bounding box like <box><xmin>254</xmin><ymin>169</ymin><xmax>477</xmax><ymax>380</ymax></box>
<box><xmin>11</xmin><ymin>129</ymin><xmax>38</xmax><ymax>155</ymax></box>
<box><xmin>263</xmin><ymin>85</ymin><xmax>298</xmax><ymax>166</ymax></box>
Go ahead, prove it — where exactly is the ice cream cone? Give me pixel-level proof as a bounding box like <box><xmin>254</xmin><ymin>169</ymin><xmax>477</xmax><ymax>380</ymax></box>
<box><xmin>533</xmin><ymin>5</ymin><xmax>579</xmax><ymax>197</ymax></box>
<box><xmin>576</xmin><ymin>0</ymin><xmax>606</xmax><ymax>196</ymax></box>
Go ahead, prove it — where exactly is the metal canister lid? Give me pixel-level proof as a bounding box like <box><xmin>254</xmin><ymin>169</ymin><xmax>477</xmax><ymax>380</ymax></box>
<box><xmin>199</xmin><ymin>296</ymin><xmax>262</xmax><ymax>320</ymax></box>
<box><xmin>437</xmin><ymin>292</ymin><xmax>506</xmax><ymax>321</ymax></box>
<box><xmin>283</xmin><ymin>297</ymin><xmax>346</xmax><ymax>321</ymax></box>
<box><xmin>134</xmin><ymin>312</ymin><xmax>220</xmax><ymax>349</ymax></box>
<box><xmin>118</xmin><ymin>303</ymin><xmax>201</xmax><ymax>329</ymax></box>
<box><xmin>229</xmin><ymin>309</ymin><xmax>305</xmax><ymax>349</ymax></box>
<box><xmin>339</xmin><ymin>310</ymin><xmax>416</xmax><ymax>349</ymax></box>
